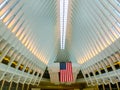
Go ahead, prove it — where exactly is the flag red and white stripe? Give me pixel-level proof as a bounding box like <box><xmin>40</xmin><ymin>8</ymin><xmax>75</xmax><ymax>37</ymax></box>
<box><xmin>60</xmin><ymin>62</ymin><xmax>73</xmax><ymax>82</ymax></box>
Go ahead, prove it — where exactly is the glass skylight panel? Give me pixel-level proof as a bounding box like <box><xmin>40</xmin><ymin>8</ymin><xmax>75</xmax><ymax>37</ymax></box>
<box><xmin>60</xmin><ymin>0</ymin><xmax>69</xmax><ymax>49</ymax></box>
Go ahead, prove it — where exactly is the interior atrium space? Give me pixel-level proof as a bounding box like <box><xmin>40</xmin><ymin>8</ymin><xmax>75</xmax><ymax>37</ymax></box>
<box><xmin>0</xmin><ymin>0</ymin><xmax>120</xmax><ymax>90</ymax></box>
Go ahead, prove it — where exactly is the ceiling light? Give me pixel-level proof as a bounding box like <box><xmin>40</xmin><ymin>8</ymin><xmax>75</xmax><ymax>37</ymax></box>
<box><xmin>60</xmin><ymin>0</ymin><xmax>69</xmax><ymax>49</ymax></box>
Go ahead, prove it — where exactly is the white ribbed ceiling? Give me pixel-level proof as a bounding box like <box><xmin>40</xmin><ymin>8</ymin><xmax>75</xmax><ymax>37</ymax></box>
<box><xmin>1</xmin><ymin>0</ymin><xmax>120</xmax><ymax>67</ymax></box>
<box><xmin>22</xmin><ymin>0</ymin><xmax>120</xmax><ymax>65</ymax></box>
<box><xmin>70</xmin><ymin>0</ymin><xmax>120</xmax><ymax>64</ymax></box>
<box><xmin>22</xmin><ymin>0</ymin><xmax>57</xmax><ymax>64</ymax></box>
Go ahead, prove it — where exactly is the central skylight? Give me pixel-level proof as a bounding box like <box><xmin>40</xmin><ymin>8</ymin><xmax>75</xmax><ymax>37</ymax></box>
<box><xmin>60</xmin><ymin>0</ymin><xmax>69</xmax><ymax>49</ymax></box>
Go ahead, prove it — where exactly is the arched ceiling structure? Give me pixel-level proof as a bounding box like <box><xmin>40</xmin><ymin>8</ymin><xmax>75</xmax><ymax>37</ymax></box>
<box><xmin>0</xmin><ymin>0</ymin><xmax>120</xmax><ymax>87</ymax></box>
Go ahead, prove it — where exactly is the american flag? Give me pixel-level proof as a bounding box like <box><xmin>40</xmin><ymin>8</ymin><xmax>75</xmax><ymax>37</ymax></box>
<box><xmin>60</xmin><ymin>62</ymin><xmax>73</xmax><ymax>82</ymax></box>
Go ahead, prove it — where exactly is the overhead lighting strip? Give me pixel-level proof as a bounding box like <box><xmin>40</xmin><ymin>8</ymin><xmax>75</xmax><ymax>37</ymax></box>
<box><xmin>60</xmin><ymin>0</ymin><xmax>69</xmax><ymax>49</ymax></box>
